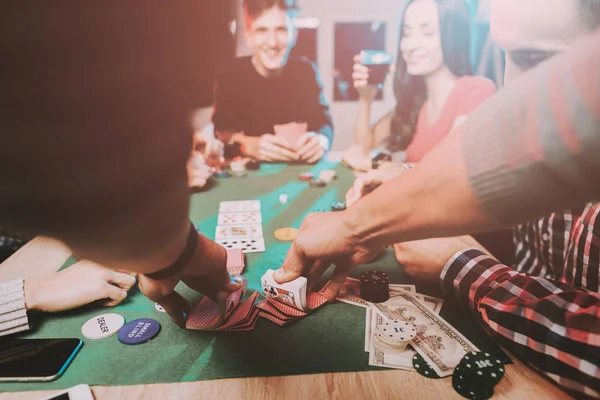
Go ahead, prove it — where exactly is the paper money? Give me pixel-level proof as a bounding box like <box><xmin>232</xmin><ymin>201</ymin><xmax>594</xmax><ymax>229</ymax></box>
<box><xmin>414</xmin><ymin>293</ymin><xmax>444</xmax><ymax>314</ymax></box>
<box><xmin>367</xmin><ymin>310</ymin><xmax>415</xmax><ymax>370</ymax></box>
<box><xmin>374</xmin><ymin>291</ymin><xmax>478</xmax><ymax>377</ymax></box>
<box><xmin>320</xmin><ymin>278</ymin><xmax>415</xmax><ymax>309</ymax></box>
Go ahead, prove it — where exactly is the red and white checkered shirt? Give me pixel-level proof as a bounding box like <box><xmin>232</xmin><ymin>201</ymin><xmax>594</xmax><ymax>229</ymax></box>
<box><xmin>441</xmin><ymin>203</ymin><xmax>600</xmax><ymax>399</ymax></box>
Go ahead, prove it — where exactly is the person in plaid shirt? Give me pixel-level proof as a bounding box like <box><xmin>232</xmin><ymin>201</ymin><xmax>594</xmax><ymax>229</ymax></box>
<box><xmin>392</xmin><ymin>1</ymin><xmax>600</xmax><ymax>398</ymax></box>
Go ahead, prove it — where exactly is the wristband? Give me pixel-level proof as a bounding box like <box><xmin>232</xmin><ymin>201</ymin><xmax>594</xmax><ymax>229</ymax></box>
<box><xmin>144</xmin><ymin>221</ymin><xmax>198</xmax><ymax>280</ymax></box>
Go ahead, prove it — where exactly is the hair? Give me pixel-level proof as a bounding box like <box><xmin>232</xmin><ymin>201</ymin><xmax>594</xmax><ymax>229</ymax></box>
<box><xmin>387</xmin><ymin>0</ymin><xmax>472</xmax><ymax>151</ymax></box>
<box><xmin>243</xmin><ymin>0</ymin><xmax>298</xmax><ymax>22</ymax></box>
<box><xmin>579</xmin><ymin>0</ymin><xmax>600</xmax><ymax>28</ymax></box>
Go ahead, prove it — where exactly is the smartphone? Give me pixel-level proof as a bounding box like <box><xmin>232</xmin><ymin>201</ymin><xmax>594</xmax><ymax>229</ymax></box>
<box><xmin>42</xmin><ymin>384</ymin><xmax>94</xmax><ymax>400</ymax></box>
<box><xmin>0</xmin><ymin>338</ymin><xmax>82</xmax><ymax>382</ymax></box>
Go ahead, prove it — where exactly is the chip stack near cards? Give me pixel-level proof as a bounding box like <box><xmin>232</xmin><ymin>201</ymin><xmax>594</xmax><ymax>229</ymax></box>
<box><xmin>215</xmin><ymin>200</ymin><xmax>265</xmax><ymax>253</ymax></box>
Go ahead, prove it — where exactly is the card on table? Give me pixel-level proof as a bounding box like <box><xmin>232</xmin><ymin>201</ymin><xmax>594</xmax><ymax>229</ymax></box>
<box><xmin>219</xmin><ymin>200</ymin><xmax>261</xmax><ymax>213</ymax></box>
<box><xmin>261</xmin><ymin>269</ymin><xmax>307</xmax><ymax>310</ymax></box>
<box><xmin>226</xmin><ymin>248</ymin><xmax>245</xmax><ymax>276</ymax></box>
<box><xmin>273</xmin><ymin>122</ymin><xmax>307</xmax><ymax>150</ymax></box>
<box><xmin>218</xmin><ymin>212</ymin><xmax>262</xmax><ymax>226</ymax></box>
<box><xmin>216</xmin><ymin>223</ymin><xmax>263</xmax><ymax>240</ymax></box>
<box><xmin>217</xmin><ymin>237</ymin><xmax>265</xmax><ymax>253</ymax></box>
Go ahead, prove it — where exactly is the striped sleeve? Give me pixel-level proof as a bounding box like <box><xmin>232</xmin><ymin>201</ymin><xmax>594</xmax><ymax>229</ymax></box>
<box><xmin>441</xmin><ymin>249</ymin><xmax>600</xmax><ymax>399</ymax></box>
<box><xmin>463</xmin><ymin>30</ymin><xmax>600</xmax><ymax>226</ymax></box>
<box><xmin>0</xmin><ymin>278</ymin><xmax>29</xmax><ymax>337</ymax></box>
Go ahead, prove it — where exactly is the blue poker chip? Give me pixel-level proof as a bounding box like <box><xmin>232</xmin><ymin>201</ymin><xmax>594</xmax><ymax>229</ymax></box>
<box><xmin>117</xmin><ymin>318</ymin><xmax>161</xmax><ymax>345</ymax></box>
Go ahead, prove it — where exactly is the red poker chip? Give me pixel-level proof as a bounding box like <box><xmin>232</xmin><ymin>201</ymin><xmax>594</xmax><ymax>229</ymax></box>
<box><xmin>299</xmin><ymin>172</ymin><xmax>314</xmax><ymax>181</ymax></box>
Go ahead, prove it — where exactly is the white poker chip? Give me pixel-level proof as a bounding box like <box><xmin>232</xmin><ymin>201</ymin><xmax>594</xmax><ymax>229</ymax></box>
<box><xmin>154</xmin><ymin>303</ymin><xmax>166</xmax><ymax>313</ymax></box>
<box><xmin>378</xmin><ymin>321</ymin><xmax>417</xmax><ymax>343</ymax></box>
<box><xmin>81</xmin><ymin>313</ymin><xmax>125</xmax><ymax>340</ymax></box>
<box><xmin>279</xmin><ymin>194</ymin><xmax>289</xmax><ymax>204</ymax></box>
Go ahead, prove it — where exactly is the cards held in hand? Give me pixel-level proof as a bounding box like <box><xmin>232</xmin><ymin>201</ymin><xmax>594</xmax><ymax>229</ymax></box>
<box><xmin>257</xmin><ymin>269</ymin><xmax>327</xmax><ymax>326</ymax></box>
<box><xmin>186</xmin><ymin>277</ymin><xmax>261</xmax><ymax>332</ymax></box>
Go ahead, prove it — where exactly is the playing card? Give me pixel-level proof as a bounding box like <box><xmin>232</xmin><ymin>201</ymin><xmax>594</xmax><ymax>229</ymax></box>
<box><xmin>216</xmin><ymin>237</ymin><xmax>265</xmax><ymax>253</ymax></box>
<box><xmin>186</xmin><ymin>279</ymin><xmax>248</xmax><ymax>330</ymax></box>
<box><xmin>259</xmin><ymin>310</ymin><xmax>289</xmax><ymax>327</ymax></box>
<box><xmin>219</xmin><ymin>200</ymin><xmax>261</xmax><ymax>213</ymax></box>
<box><xmin>274</xmin><ymin>121</ymin><xmax>307</xmax><ymax>149</ymax></box>
<box><xmin>218</xmin><ymin>212</ymin><xmax>262</xmax><ymax>226</ymax></box>
<box><xmin>216</xmin><ymin>223</ymin><xmax>263</xmax><ymax>240</ymax></box>
<box><xmin>266</xmin><ymin>297</ymin><xmax>308</xmax><ymax>318</ymax></box>
<box><xmin>215</xmin><ymin>292</ymin><xmax>259</xmax><ymax>331</ymax></box>
<box><xmin>226</xmin><ymin>248</ymin><xmax>245</xmax><ymax>276</ymax></box>
<box><xmin>256</xmin><ymin>299</ymin><xmax>300</xmax><ymax>322</ymax></box>
<box><xmin>261</xmin><ymin>269</ymin><xmax>306</xmax><ymax>310</ymax></box>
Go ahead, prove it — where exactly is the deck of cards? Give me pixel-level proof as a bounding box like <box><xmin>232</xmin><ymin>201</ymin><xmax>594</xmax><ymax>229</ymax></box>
<box><xmin>215</xmin><ymin>200</ymin><xmax>265</xmax><ymax>254</ymax></box>
<box><xmin>256</xmin><ymin>269</ymin><xmax>328</xmax><ymax>326</ymax></box>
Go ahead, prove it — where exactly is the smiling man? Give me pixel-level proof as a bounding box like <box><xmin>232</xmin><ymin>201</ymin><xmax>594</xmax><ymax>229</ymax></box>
<box><xmin>212</xmin><ymin>0</ymin><xmax>333</xmax><ymax>164</ymax></box>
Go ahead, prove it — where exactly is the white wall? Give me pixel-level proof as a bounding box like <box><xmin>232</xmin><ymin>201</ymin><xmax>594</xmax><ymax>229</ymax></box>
<box><xmin>235</xmin><ymin>0</ymin><xmax>407</xmax><ymax>150</ymax></box>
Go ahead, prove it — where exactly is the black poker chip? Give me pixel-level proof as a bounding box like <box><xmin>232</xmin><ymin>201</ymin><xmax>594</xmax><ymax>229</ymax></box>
<box><xmin>245</xmin><ymin>159</ymin><xmax>261</xmax><ymax>170</ymax></box>
<box><xmin>412</xmin><ymin>353</ymin><xmax>442</xmax><ymax>379</ymax></box>
<box><xmin>451</xmin><ymin>352</ymin><xmax>505</xmax><ymax>400</ymax></box>
<box><xmin>331</xmin><ymin>201</ymin><xmax>346</xmax><ymax>212</ymax></box>
<box><xmin>309</xmin><ymin>178</ymin><xmax>327</xmax><ymax>188</ymax></box>
<box><xmin>359</xmin><ymin>270</ymin><xmax>389</xmax><ymax>303</ymax></box>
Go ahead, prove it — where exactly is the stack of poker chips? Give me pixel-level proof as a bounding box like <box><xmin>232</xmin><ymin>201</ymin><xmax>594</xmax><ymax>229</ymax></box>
<box><xmin>229</xmin><ymin>159</ymin><xmax>247</xmax><ymax>177</ymax></box>
<box><xmin>452</xmin><ymin>352</ymin><xmax>505</xmax><ymax>400</ymax></box>
<box><xmin>331</xmin><ymin>201</ymin><xmax>346</xmax><ymax>212</ymax></box>
<box><xmin>360</xmin><ymin>270</ymin><xmax>390</xmax><ymax>303</ymax></box>
<box><xmin>318</xmin><ymin>169</ymin><xmax>337</xmax><ymax>183</ymax></box>
<box><xmin>372</xmin><ymin>320</ymin><xmax>416</xmax><ymax>354</ymax></box>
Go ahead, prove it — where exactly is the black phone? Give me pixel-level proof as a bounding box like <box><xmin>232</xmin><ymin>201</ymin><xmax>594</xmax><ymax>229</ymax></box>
<box><xmin>0</xmin><ymin>338</ymin><xmax>82</xmax><ymax>382</ymax></box>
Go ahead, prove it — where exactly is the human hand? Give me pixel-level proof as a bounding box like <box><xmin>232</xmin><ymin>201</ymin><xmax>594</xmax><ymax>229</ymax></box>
<box><xmin>393</xmin><ymin>236</ymin><xmax>489</xmax><ymax>285</ymax></box>
<box><xmin>137</xmin><ymin>233</ymin><xmax>243</xmax><ymax>327</ymax></box>
<box><xmin>345</xmin><ymin>162</ymin><xmax>409</xmax><ymax>206</ymax></box>
<box><xmin>273</xmin><ymin>212</ymin><xmax>383</xmax><ymax>301</ymax></box>
<box><xmin>296</xmin><ymin>132</ymin><xmax>328</xmax><ymax>164</ymax></box>
<box><xmin>341</xmin><ymin>144</ymin><xmax>372</xmax><ymax>172</ymax></box>
<box><xmin>352</xmin><ymin>54</ymin><xmax>378</xmax><ymax>102</ymax></box>
<box><xmin>194</xmin><ymin>131</ymin><xmax>224</xmax><ymax>168</ymax></box>
<box><xmin>257</xmin><ymin>134</ymin><xmax>299</xmax><ymax>162</ymax></box>
<box><xmin>187</xmin><ymin>152</ymin><xmax>213</xmax><ymax>188</ymax></box>
<box><xmin>24</xmin><ymin>260</ymin><xmax>137</xmax><ymax>312</ymax></box>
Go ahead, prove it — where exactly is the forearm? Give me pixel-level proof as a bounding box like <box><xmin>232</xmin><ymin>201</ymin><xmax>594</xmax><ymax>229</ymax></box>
<box><xmin>345</xmin><ymin>128</ymin><xmax>492</xmax><ymax>248</ymax></box>
<box><xmin>441</xmin><ymin>249</ymin><xmax>600</xmax><ymax>399</ymax></box>
<box><xmin>353</xmin><ymin>99</ymin><xmax>374</xmax><ymax>152</ymax></box>
<box><xmin>0</xmin><ymin>278</ymin><xmax>29</xmax><ymax>337</ymax></box>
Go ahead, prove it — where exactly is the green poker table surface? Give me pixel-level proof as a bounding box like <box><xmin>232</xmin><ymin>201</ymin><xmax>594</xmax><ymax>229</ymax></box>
<box><xmin>0</xmin><ymin>160</ymin><xmax>508</xmax><ymax>393</ymax></box>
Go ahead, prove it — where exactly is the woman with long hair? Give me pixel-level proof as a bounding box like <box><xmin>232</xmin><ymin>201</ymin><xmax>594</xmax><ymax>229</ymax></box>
<box><xmin>342</xmin><ymin>0</ymin><xmax>495</xmax><ymax>171</ymax></box>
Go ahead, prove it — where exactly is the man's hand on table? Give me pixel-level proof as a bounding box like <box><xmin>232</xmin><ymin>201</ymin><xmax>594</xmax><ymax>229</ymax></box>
<box><xmin>138</xmin><ymin>233</ymin><xmax>243</xmax><ymax>327</ymax></box>
<box><xmin>24</xmin><ymin>260</ymin><xmax>137</xmax><ymax>312</ymax></box>
<box><xmin>393</xmin><ymin>236</ymin><xmax>490</xmax><ymax>285</ymax></box>
<box><xmin>345</xmin><ymin>162</ymin><xmax>410</xmax><ymax>206</ymax></box>
<box><xmin>273</xmin><ymin>212</ymin><xmax>382</xmax><ymax>301</ymax></box>
<box><xmin>296</xmin><ymin>132</ymin><xmax>328</xmax><ymax>164</ymax></box>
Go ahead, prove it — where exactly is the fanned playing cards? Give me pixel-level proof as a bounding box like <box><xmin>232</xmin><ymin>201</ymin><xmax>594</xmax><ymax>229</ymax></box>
<box><xmin>215</xmin><ymin>200</ymin><xmax>265</xmax><ymax>254</ymax></box>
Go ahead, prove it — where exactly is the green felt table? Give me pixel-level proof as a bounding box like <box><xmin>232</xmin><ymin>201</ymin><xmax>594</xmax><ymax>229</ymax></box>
<box><xmin>0</xmin><ymin>161</ymin><xmax>507</xmax><ymax>393</ymax></box>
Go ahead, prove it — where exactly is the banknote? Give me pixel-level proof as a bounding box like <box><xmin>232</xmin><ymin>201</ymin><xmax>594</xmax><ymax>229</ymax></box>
<box><xmin>367</xmin><ymin>310</ymin><xmax>416</xmax><ymax>370</ymax></box>
<box><xmin>320</xmin><ymin>278</ymin><xmax>416</xmax><ymax>309</ymax></box>
<box><xmin>414</xmin><ymin>293</ymin><xmax>444</xmax><ymax>314</ymax></box>
<box><xmin>374</xmin><ymin>291</ymin><xmax>478</xmax><ymax>377</ymax></box>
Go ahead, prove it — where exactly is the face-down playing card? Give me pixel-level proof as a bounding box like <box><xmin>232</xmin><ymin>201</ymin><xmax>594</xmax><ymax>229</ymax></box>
<box><xmin>186</xmin><ymin>277</ymin><xmax>249</xmax><ymax>330</ymax></box>
<box><xmin>257</xmin><ymin>292</ymin><xmax>328</xmax><ymax>326</ymax></box>
<box><xmin>226</xmin><ymin>248</ymin><xmax>245</xmax><ymax>276</ymax></box>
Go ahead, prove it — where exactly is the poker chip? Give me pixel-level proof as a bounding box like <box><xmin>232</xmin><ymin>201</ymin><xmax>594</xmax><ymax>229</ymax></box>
<box><xmin>360</xmin><ymin>270</ymin><xmax>390</xmax><ymax>303</ymax></box>
<box><xmin>230</xmin><ymin>159</ymin><xmax>246</xmax><ymax>173</ymax></box>
<box><xmin>299</xmin><ymin>172</ymin><xmax>314</xmax><ymax>181</ymax></box>
<box><xmin>331</xmin><ymin>201</ymin><xmax>346</xmax><ymax>212</ymax></box>
<box><xmin>413</xmin><ymin>353</ymin><xmax>442</xmax><ymax>379</ymax></box>
<box><xmin>117</xmin><ymin>318</ymin><xmax>161</xmax><ymax>345</ymax></box>
<box><xmin>245</xmin><ymin>159</ymin><xmax>261</xmax><ymax>170</ymax></box>
<box><xmin>230</xmin><ymin>170</ymin><xmax>248</xmax><ymax>178</ymax></box>
<box><xmin>318</xmin><ymin>169</ymin><xmax>337</xmax><ymax>182</ymax></box>
<box><xmin>81</xmin><ymin>313</ymin><xmax>125</xmax><ymax>340</ymax></box>
<box><xmin>309</xmin><ymin>178</ymin><xmax>327</xmax><ymax>188</ymax></box>
<box><xmin>154</xmin><ymin>303</ymin><xmax>166</xmax><ymax>313</ymax></box>
<box><xmin>215</xmin><ymin>170</ymin><xmax>230</xmax><ymax>179</ymax></box>
<box><xmin>279</xmin><ymin>194</ymin><xmax>289</xmax><ymax>204</ymax></box>
<box><xmin>274</xmin><ymin>227</ymin><xmax>298</xmax><ymax>241</ymax></box>
<box><xmin>451</xmin><ymin>352</ymin><xmax>505</xmax><ymax>400</ymax></box>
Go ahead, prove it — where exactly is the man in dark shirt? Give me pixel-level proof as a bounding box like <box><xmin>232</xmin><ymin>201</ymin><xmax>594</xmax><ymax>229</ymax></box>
<box><xmin>212</xmin><ymin>0</ymin><xmax>333</xmax><ymax>164</ymax></box>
